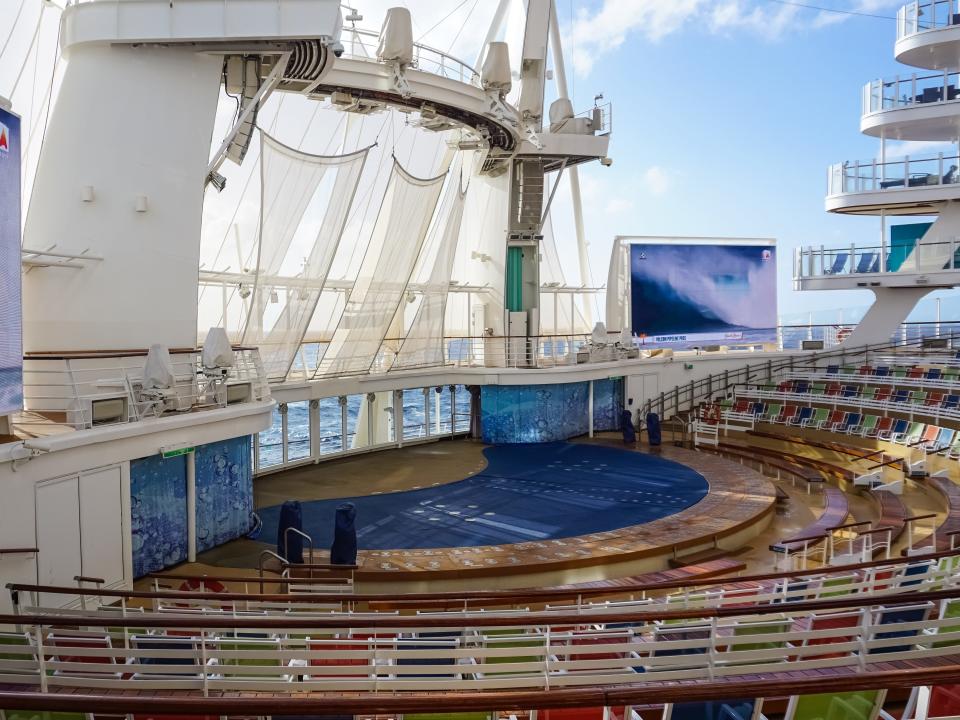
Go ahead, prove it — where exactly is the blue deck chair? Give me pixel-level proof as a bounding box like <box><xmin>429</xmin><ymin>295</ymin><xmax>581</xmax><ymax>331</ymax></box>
<box><xmin>842</xmin><ymin>385</ymin><xmax>858</xmax><ymax>398</ymax></box>
<box><xmin>874</xmin><ymin>366</ymin><xmax>890</xmax><ymax>377</ymax></box>
<box><xmin>892</xmin><ymin>389</ymin><xmax>909</xmax><ymax>403</ymax></box>
<box><xmin>668</xmin><ymin>700</ymin><xmax>757</xmax><ymax>720</ymax></box>
<box><xmin>868</xmin><ymin>603</ymin><xmax>932</xmax><ymax>654</ymax></box>
<box><xmin>826</xmin><ymin>365</ymin><xmax>839</xmax><ymax>375</ymax></box>
<box><xmin>396</xmin><ymin>637</ymin><xmax>459</xmax><ymax>678</ymax></box>
<box><xmin>928</xmin><ymin>368</ymin><xmax>943</xmax><ymax>380</ymax></box>
<box><xmin>794</xmin><ymin>380</ymin><xmax>809</xmax><ymax>394</ymax></box>
<box><xmin>934</xmin><ymin>428</ymin><xmax>955</xmax><ymax>452</ymax></box>
<box><xmin>825</xmin><ymin>253</ymin><xmax>849</xmax><ymax>274</ymax></box>
<box><xmin>898</xmin><ymin>561</ymin><xmax>932</xmax><ymax>588</ymax></box>
<box><xmin>856</xmin><ymin>252</ymin><xmax>878</xmax><ymax>273</ymax></box>
<box><xmin>752</xmin><ymin>403</ymin><xmax>766</xmax><ymax>417</ymax></box>
<box><xmin>792</xmin><ymin>407</ymin><xmax>813</xmax><ymax>426</ymax></box>
<box><xmin>889</xmin><ymin>419</ymin><xmax>909</xmax><ymax>437</ymax></box>
<box><xmin>842</xmin><ymin>413</ymin><xmax>861</xmax><ymax>432</ymax></box>
<box><xmin>945</xmin><ymin>394</ymin><xmax>960</xmax><ymax>410</ymax></box>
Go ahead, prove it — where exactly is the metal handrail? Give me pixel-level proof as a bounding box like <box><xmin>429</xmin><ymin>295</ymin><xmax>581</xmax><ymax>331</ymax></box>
<box><xmin>282</xmin><ymin>527</ymin><xmax>314</xmax><ymax>570</ymax></box>
<box><xmin>340</xmin><ymin>27</ymin><xmax>481</xmax><ymax>86</ymax></box>
<box><xmin>257</xmin><ymin>549</ymin><xmax>287</xmax><ymax>593</ymax></box>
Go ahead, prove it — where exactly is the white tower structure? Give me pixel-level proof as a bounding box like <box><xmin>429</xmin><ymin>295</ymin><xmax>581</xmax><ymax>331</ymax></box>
<box><xmin>796</xmin><ymin>1</ymin><xmax>960</xmax><ymax>346</ymax></box>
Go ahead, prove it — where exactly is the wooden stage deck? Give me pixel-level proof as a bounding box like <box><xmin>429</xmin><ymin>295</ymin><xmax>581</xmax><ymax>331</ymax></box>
<box><xmin>292</xmin><ymin>444</ymin><xmax>777</xmax><ymax>583</ymax></box>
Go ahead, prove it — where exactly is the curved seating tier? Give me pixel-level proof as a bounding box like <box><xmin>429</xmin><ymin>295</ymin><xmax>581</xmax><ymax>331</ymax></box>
<box><xmin>3</xmin><ymin>583</ymin><xmax>960</xmax><ymax>711</ymax></box>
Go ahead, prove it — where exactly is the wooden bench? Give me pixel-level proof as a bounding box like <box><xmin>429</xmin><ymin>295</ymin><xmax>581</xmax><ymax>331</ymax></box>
<box><xmin>713</xmin><ymin>441</ymin><xmax>827</xmax><ymax>490</ymax></box>
<box><xmin>667</xmin><ymin>546</ymin><xmax>747</xmax><ymax>569</ymax></box>
<box><xmin>547</xmin><ymin>557</ymin><xmax>747</xmax><ymax>591</ymax></box>
<box><xmin>769</xmin><ymin>486</ymin><xmax>849</xmax><ymax>554</ymax></box>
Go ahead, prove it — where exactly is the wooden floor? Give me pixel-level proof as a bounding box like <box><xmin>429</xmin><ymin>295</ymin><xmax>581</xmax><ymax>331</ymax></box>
<box><xmin>197</xmin><ymin>437</ymin><xmax>777</xmax><ymax>585</ymax></box>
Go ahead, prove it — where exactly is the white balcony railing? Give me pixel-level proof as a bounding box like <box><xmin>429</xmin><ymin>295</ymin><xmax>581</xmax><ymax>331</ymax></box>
<box><xmin>795</xmin><ymin>239</ymin><xmax>960</xmax><ymax>279</ymax></box>
<box><xmin>11</xmin><ymin>348</ymin><xmax>270</xmax><ymax>436</ymax></box>
<box><xmin>827</xmin><ymin>153</ymin><xmax>960</xmax><ymax>196</ymax></box>
<box><xmin>339</xmin><ymin>27</ymin><xmax>481</xmax><ymax>87</ymax></box>
<box><xmin>898</xmin><ymin>0</ymin><xmax>960</xmax><ymax>40</ymax></box>
<box><xmin>863</xmin><ymin>70</ymin><xmax>960</xmax><ymax>115</ymax></box>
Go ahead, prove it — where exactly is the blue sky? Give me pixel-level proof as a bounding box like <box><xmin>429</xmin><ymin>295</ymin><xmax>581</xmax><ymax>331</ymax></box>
<box><xmin>548</xmin><ymin>0</ymin><xmax>954</xmax><ymax>322</ymax></box>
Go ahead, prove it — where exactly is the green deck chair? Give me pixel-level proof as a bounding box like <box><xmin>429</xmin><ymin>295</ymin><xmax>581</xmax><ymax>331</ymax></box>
<box><xmin>810</xmin><ymin>383</ymin><xmax>827</xmax><ymax>395</ymax></box>
<box><xmin>933</xmin><ymin>599</ymin><xmax>960</xmax><ymax>648</ymax></box>
<box><xmin>765</xmin><ymin>403</ymin><xmax>782</xmax><ymax>422</ymax></box>
<box><xmin>840</xmin><ymin>365</ymin><xmax>856</xmax><ymax>375</ymax></box>
<box><xmin>903</xmin><ymin>422</ymin><xmax>924</xmax><ymax>444</ymax></box>
<box><xmin>785</xmin><ymin>689</ymin><xmax>886</xmax><ymax>720</ymax></box>
<box><xmin>761</xmin><ymin>380</ymin><xmax>776</xmax><ymax>392</ymax></box>
<box><xmin>214</xmin><ymin>637</ymin><xmax>290</xmax><ymax>680</ymax></box>
<box><xmin>810</xmin><ymin>407</ymin><xmax>829</xmax><ymax>428</ymax></box>
<box><xmin>0</xmin><ymin>633</ymin><xmax>34</xmax><ymax>676</ymax></box>
<box><xmin>861</xmin><ymin>387</ymin><xmax>877</xmax><ymax>402</ymax></box>
<box><xmin>478</xmin><ymin>632</ymin><xmax>545</xmax><ymax>677</ymax></box>
<box><xmin>858</xmin><ymin>415</ymin><xmax>878</xmax><ymax>436</ymax></box>
<box><xmin>729</xmin><ymin>618</ymin><xmax>792</xmax><ymax>654</ymax></box>
<box><xmin>818</xmin><ymin>575</ymin><xmax>856</xmax><ymax>599</ymax></box>
<box><xmin>893</xmin><ymin>367</ymin><xmax>908</xmax><ymax>378</ymax></box>
<box><xmin>909</xmin><ymin>390</ymin><xmax>928</xmax><ymax>404</ymax></box>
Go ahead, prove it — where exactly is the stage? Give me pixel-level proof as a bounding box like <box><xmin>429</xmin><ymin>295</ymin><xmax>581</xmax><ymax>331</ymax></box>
<box><xmin>250</xmin><ymin>440</ymin><xmax>777</xmax><ymax>586</ymax></box>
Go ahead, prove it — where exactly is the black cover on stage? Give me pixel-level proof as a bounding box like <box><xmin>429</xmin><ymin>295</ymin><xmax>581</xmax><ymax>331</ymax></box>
<box><xmin>331</xmin><ymin>502</ymin><xmax>358</xmax><ymax>565</ymax></box>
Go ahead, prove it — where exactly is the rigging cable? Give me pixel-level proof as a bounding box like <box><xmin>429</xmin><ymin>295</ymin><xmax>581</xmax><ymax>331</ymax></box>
<box><xmin>0</xmin><ymin>0</ymin><xmax>28</xmax><ymax>64</ymax></box>
<box><xmin>416</xmin><ymin>0</ymin><xmax>472</xmax><ymax>43</ymax></box>
<box><xmin>763</xmin><ymin>0</ymin><xmax>895</xmax><ymax>20</ymax></box>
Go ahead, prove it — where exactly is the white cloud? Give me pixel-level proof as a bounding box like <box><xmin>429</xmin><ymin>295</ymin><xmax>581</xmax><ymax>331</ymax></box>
<box><xmin>566</xmin><ymin>0</ymin><xmax>902</xmax><ymax>75</ymax></box>
<box><xmin>642</xmin><ymin>166</ymin><xmax>673</xmax><ymax>196</ymax></box>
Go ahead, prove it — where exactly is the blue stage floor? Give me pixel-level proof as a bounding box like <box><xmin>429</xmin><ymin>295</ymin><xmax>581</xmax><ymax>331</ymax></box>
<box><xmin>257</xmin><ymin>442</ymin><xmax>709</xmax><ymax>550</ymax></box>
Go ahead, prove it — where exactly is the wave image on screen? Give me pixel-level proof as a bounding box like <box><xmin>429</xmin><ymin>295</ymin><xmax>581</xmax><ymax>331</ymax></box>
<box><xmin>0</xmin><ymin>107</ymin><xmax>23</xmax><ymax>415</ymax></box>
<box><xmin>630</xmin><ymin>243</ymin><xmax>777</xmax><ymax>349</ymax></box>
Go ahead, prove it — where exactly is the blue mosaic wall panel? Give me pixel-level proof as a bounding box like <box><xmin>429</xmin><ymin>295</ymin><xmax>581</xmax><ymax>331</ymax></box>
<box><xmin>481</xmin><ymin>380</ymin><xmax>624</xmax><ymax>444</ymax></box>
<box><xmin>593</xmin><ymin>377</ymin><xmax>624</xmax><ymax>432</ymax></box>
<box><xmin>195</xmin><ymin>436</ymin><xmax>254</xmax><ymax>553</ymax></box>
<box><xmin>131</xmin><ymin>435</ymin><xmax>254</xmax><ymax>577</ymax></box>
<box><xmin>130</xmin><ymin>453</ymin><xmax>188</xmax><ymax>578</ymax></box>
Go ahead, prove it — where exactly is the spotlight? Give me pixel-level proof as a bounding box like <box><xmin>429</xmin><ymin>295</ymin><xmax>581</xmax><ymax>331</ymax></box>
<box><xmin>208</xmin><ymin>171</ymin><xmax>228</xmax><ymax>192</ymax></box>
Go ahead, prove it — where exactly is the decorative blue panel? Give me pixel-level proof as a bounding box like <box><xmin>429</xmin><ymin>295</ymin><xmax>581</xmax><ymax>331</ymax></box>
<box><xmin>481</xmin><ymin>380</ymin><xmax>624</xmax><ymax>444</ymax></box>
<box><xmin>195</xmin><ymin>436</ymin><xmax>254</xmax><ymax>553</ymax></box>
<box><xmin>130</xmin><ymin>435</ymin><xmax>254</xmax><ymax>577</ymax></box>
<box><xmin>130</xmin><ymin>453</ymin><xmax>187</xmax><ymax>578</ymax></box>
<box><xmin>593</xmin><ymin>377</ymin><xmax>624</xmax><ymax>432</ymax></box>
<box><xmin>481</xmin><ymin>382</ymin><xmax>589</xmax><ymax>443</ymax></box>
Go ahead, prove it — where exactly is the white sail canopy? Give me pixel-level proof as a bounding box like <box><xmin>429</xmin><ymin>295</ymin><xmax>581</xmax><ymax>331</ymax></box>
<box><xmin>243</xmin><ymin>132</ymin><xmax>370</xmax><ymax>379</ymax></box>
<box><xmin>315</xmin><ymin>158</ymin><xmax>446</xmax><ymax>377</ymax></box>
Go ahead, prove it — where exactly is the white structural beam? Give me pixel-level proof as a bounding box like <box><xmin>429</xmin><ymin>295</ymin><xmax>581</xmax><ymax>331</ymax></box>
<box><xmin>548</xmin><ymin>3</ymin><xmax>593</xmax><ymax>325</ymax></box>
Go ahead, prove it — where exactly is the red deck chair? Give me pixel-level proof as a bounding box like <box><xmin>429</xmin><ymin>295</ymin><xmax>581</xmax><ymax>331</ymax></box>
<box><xmin>826</xmin><ymin>382</ymin><xmax>842</xmax><ymax>396</ymax></box>
<box><xmin>875</xmin><ymin>387</ymin><xmax>892</xmax><ymax>402</ymax></box>
<box><xmin>733</xmin><ymin>399</ymin><xmax>750</xmax><ymax>413</ymax></box>
<box><xmin>794</xmin><ymin>610</ymin><xmax>862</xmax><ymax>661</ymax></box>
<box><xmin>47</xmin><ymin>633</ymin><xmax>125</xmax><ymax>678</ymax></box>
<box><xmin>929</xmin><ymin>684</ymin><xmax>960</xmax><ymax>718</ymax></box>
<box><xmin>908</xmin><ymin>366</ymin><xmax>924</xmax><ymax>378</ymax></box>
<box><xmin>859</xmin><ymin>365</ymin><xmax>873</xmax><ymax>375</ymax></box>
<box><xmin>873</xmin><ymin>417</ymin><xmax>894</xmax><ymax>438</ymax></box>
<box><xmin>926</xmin><ymin>391</ymin><xmax>945</xmax><ymax>406</ymax></box>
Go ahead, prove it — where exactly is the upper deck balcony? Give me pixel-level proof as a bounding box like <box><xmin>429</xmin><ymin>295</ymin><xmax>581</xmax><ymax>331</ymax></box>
<box><xmin>795</xmin><ymin>239</ymin><xmax>960</xmax><ymax>290</ymax></box>
<box><xmin>862</xmin><ymin>71</ymin><xmax>960</xmax><ymax>140</ymax></box>
<box><xmin>826</xmin><ymin>152</ymin><xmax>960</xmax><ymax>214</ymax></box>
<box><xmin>896</xmin><ymin>1</ymin><xmax>960</xmax><ymax>69</ymax></box>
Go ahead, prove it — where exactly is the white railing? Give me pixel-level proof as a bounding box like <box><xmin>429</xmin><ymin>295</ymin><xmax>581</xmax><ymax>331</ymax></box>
<box><xmin>828</xmin><ymin>153</ymin><xmax>960</xmax><ymax>196</ymax></box>
<box><xmin>12</xmin><ymin>348</ymin><xmax>270</xmax><ymax>433</ymax></box>
<box><xmin>898</xmin><ymin>0</ymin><xmax>960</xmax><ymax>40</ymax></box>
<box><xmin>863</xmin><ymin>70</ymin><xmax>960</xmax><ymax>115</ymax></box>
<box><xmin>794</xmin><ymin>239</ymin><xmax>960</xmax><ymax>279</ymax></box>
<box><xmin>340</xmin><ymin>27</ymin><xmax>481</xmax><ymax>87</ymax></box>
<box><xmin>5</xmin><ymin>590</ymin><xmax>960</xmax><ymax>694</ymax></box>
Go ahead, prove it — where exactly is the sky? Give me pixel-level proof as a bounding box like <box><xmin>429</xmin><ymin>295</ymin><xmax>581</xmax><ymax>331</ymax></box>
<box><xmin>2</xmin><ymin>0</ymin><xmax>957</xmax><ymax>325</ymax></box>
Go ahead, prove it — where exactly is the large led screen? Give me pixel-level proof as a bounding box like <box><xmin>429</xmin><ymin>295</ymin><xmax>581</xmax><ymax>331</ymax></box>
<box><xmin>0</xmin><ymin>107</ymin><xmax>22</xmax><ymax>414</ymax></box>
<box><xmin>629</xmin><ymin>241</ymin><xmax>777</xmax><ymax>350</ymax></box>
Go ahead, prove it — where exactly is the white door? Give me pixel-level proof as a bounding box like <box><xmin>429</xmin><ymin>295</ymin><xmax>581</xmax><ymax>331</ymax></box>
<box><xmin>35</xmin><ymin>476</ymin><xmax>81</xmax><ymax>607</ymax></box>
<box><xmin>79</xmin><ymin>466</ymin><xmax>124</xmax><ymax>587</ymax></box>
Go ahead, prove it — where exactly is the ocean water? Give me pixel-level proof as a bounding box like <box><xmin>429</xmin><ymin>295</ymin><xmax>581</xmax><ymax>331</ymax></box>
<box><xmin>258</xmin><ymin>385</ymin><xmax>472</xmax><ymax>468</ymax></box>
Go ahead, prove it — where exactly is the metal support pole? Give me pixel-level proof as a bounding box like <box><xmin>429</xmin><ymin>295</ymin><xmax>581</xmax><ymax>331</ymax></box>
<box><xmin>588</xmin><ymin>380</ymin><xmax>595</xmax><ymax>437</ymax></box>
<box><xmin>187</xmin><ymin>450</ymin><xmax>197</xmax><ymax>563</ymax></box>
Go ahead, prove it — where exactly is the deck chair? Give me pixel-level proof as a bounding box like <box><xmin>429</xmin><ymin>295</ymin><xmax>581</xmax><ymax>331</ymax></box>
<box><xmin>809</xmin><ymin>408</ymin><xmax>830</xmax><ymax>428</ymax></box>
<box><xmin>403</xmin><ymin>714</ymin><xmax>493</xmax><ymax>720</ymax></box>
<box><xmin>0</xmin><ymin>633</ymin><xmax>34</xmax><ymax>677</ymax></box>
<box><xmin>826</xmin><ymin>382</ymin><xmax>842</xmax><ymax>396</ymax></box>
<box><xmin>733</xmin><ymin>399</ymin><xmax>750</xmax><ymax>413</ymax></box>
<box><xmin>891</xmin><ymin>389</ymin><xmax>910</xmax><ymax>403</ymax></box>
<box><xmin>925</xmin><ymin>391</ymin><xmax>945</xmax><ymax>406</ymax></box>
<box><xmin>929</xmin><ymin>598</ymin><xmax>960</xmax><ymax>649</ymax></box>
<box><xmin>855</xmin><ymin>252</ymin><xmax>878</xmax><ymax>273</ymax></box>
<box><xmin>212</xmin><ymin>637</ymin><xmax>296</xmax><ymax>682</ymax></box>
<box><xmin>649</xmin><ymin>623</ymin><xmax>711</xmax><ymax>670</ymax></box>
<box><xmin>825</xmin><ymin>410</ymin><xmax>846</xmax><ymax>430</ymax></box>
<box><xmin>810</xmin><ymin>382</ymin><xmax>827</xmax><ymax>396</ymax></box>
<box><xmin>840</xmin><ymin>413</ymin><xmax>861</xmax><ymax>433</ymax></box>
<box><xmin>841</xmin><ymin>385</ymin><xmax>859</xmax><ymax>398</ymax></box>
<box><xmin>943</xmin><ymin>394</ymin><xmax>960</xmax><ymax>411</ymax></box>
<box><xmin>869</xmin><ymin>416</ymin><xmax>891</xmax><ymax>438</ymax></box>
<box><xmin>777</xmin><ymin>689</ymin><xmax>889</xmax><ymax>720</ymax></box>
<box><xmin>394</xmin><ymin>637</ymin><xmax>461</xmax><ymax>679</ymax></box>
<box><xmin>859</xmin><ymin>365</ymin><xmax>874</xmax><ymax>375</ymax></box>
<box><xmin>927</xmin><ymin>367</ymin><xmax>943</xmax><ymax>381</ymax></box>
<box><xmin>892</xmin><ymin>367</ymin><xmax>908</xmax><ymax>378</ymax></box>
<box><xmin>474</xmin><ymin>631</ymin><xmax>546</xmax><ymax>679</ymax></box>
<box><xmin>909</xmin><ymin>390</ymin><xmax>928</xmax><ymax>405</ymax></box>
<box><xmin>826</xmin><ymin>365</ymin><xmax>840</xmax><ymax>375</ymax></box>
<box><xmin>918</xmin><ymin>424</ymin><xmax>941</xmax><ymax>448</ymax></box>
<box><xmin>855</xmin><ymin>415</ymin><xmax>878</xmax><ymax>436</ymax></box>
<box><xmin>792</xmin><ymin>407</ymin><xmax>814</xmax><ymax>426</ymax></box>
<box><xmin>928</xmin><ymin>428</ymin><xmax>954</xmax><ymax>453</ymax></box>
<box><xmin>795</xmin><ymin>380</ymin><xmax>810</xmax><ymax>394</ymax></box>
<box><xmin>723</xmin><ymin>618</ymin><xmax>792</xmax><ymax>666</ymax></box>
<box><xmin>875</xmin><ymin>387</ymin><xmax>892</xmax><ymax>402</ymax></box>
<box><xmin>130</xmin><ymin>634</ymin><xmax>207</xmax><ymax>679</ymax></box>
<box><xmin>47</xmin><ymin>632</ymin><xmax>125</xmax><ymax>679</ymax></box>
<box><xmin>868</xmin><ymin>602</ymin><xmax>933</xmax><ymax>654</ymax></box>
<box><xmin>894</xmin><ymin>422</ymin><xmax>924</xmax><ymax>445</ymax></box>
<box><xmin>874</xmin><ymin>366</ymin><xmax>890</xmax><ymax>377</ymax></box>
<box><xmin>794</xmin><ymin>609</ymin><xmax>863</xmax><ymax>661</ymax></box>
<box><xmin>665</xmin><ymin>700</ymin><xmax>759</xmax><ymax>720</ymax></box>
<box><xmin>881</xmin><ymin>419</ymin><xmax>908</xmax><ymax>440</ymax></box>
<box><xmin>861</xmin><ymin>386</ymin><xmax>877</xmax><ymax>402</ymax></box>
<box><xmin>763</xmin><ymin>403</ymin><xmax>782</xmax><ymax>423</ymax></box>
<box><xmin>908</xmin><ymin>366</ymin><xmax>925</xmax><ymax>379</ymax></box>
<box><xmin>946</xmin><ymin>433</ymin><xmax>960</xmax><ymax>459</ymax></box>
